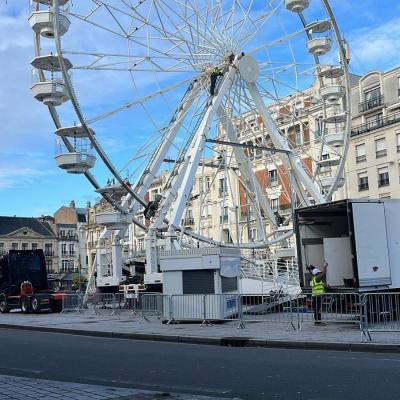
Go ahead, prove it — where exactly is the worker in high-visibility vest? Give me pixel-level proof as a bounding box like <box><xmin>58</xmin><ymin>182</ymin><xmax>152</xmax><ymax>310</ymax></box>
<box><xmin>310</xmin><ymin>262</ymin><xmax>328</xmax><ymax>325</ymax></box>
<box><xmin>210</xmin><ymin>66</ymin><xmax>223</xmax><ymax>96</ymax></box>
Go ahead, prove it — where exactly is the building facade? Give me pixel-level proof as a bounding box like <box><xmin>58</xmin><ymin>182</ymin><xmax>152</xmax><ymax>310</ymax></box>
<box><xmin>346</xmin><ymin>67</ymin><xmax>400</xmax><ymax>199</ymax></box>
<box><xmin>0</xmin><ymin>216</ymin><xmax>58</xmax><ymax>272</ymax></box>
<box><xmin>53</xmin><ymin>201</ymin><xmax>88</xmax><ymax>277</ymax></box>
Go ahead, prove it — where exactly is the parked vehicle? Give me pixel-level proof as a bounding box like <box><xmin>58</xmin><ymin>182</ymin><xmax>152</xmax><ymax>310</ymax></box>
<box><xmin>0</xmin><ymin>250</ymin><xmax>63</xmax><ymax>313</ymax></box>
<box><xmin>295</xmin><ymin>199</ymin><xmax>400</xmax><ymax>292</ymax></box>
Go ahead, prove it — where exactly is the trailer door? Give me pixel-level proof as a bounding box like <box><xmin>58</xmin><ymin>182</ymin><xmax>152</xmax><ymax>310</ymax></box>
<box><xmin>352</xmin><ymin>202</ymin><xmax>391</xmax><ymax>287</ymax></box>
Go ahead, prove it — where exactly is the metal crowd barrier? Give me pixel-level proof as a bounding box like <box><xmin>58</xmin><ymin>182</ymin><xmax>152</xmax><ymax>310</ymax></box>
<box><xmin>293</xmin><ymin>292</ymin><xmax>362</xmax><ymax>329</ymax></box>
<box><xmin>61</xmin><ymin>293</ymin><xmax>83</xmax><ymax>313</ymax></box>
<box><xmin>361</xmin><ymin>292</ymin><xmax>400</xmax><ymax>341</ymax></box>
<box><xmin>238</xmin><ymin>294</ymin><xmax>296</xmax><ymax>329</ymax></box>
<box><xmin>167</xmin><ymin>294</ymin><xmax>239</xmax><ymax>325</ymax></box>
<box><xmin>60</xmin><ymin>291</ymin><xmax>400</xmax><ymax>341</ymax></box>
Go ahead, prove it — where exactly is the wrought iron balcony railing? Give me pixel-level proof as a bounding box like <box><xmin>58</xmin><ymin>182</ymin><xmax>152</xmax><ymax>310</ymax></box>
<box><xmin>358</xmin><ymin>95</ymin><xmax>384</xmax><ymax>113</ymax></box>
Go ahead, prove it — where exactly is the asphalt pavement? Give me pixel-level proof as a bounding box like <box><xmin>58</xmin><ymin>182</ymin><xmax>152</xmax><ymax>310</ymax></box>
<box><xmin>0</xmin><ymin>329</ymin><xmax>400</xmax><ymax>400</ymax></box>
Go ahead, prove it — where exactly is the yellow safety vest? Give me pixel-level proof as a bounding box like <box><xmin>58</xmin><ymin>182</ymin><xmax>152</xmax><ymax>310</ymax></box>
<box><xmin>311</xmin><ymin>276</ymin><xmax>325</xmax><ymax>297</ymax></box>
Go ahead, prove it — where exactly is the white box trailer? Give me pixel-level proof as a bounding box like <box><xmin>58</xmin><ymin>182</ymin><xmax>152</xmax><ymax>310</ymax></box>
<box><xmin>294</xmin><ymin>199</ymin><xmax>400</xmax><ymax>292</ymax></box>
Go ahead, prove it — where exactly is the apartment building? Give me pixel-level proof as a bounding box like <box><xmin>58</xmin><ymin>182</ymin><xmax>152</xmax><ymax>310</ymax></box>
<box><xmin>53</xmin><ymin>201</ymin><xmax>88</xmax><ymax>277</ymax></box>
<box><xmin>346</xmin><ymin>67</ymin><xmax>400</xmax><ymax>199</ymax></box>
<box><xmin>0</xmin><ymin>216</ymin><xmax>58</xmax><ymax>273</ymax></box>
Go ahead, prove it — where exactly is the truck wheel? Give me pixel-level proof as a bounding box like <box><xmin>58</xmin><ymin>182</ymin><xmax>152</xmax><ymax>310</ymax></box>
<box><xmin>31</xmin><ymin>296</ymin><xmax>42</xmax><ymax>314</ymax></box>
<box><xmin>0</xmin><ymin>298</ymin><xmax>10</xmax><ymax>313</ymax></box>
<box><xmin>21</xmin><ymin>298</ymin><xmax>31</xmax><ymax>314</ymax></box>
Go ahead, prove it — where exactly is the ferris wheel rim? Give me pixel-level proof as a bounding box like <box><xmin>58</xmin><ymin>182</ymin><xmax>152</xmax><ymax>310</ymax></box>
<box><xmin>32</xmin><ymin>0</ymin><xmax>351</xmax><ymax>249</ymax></box>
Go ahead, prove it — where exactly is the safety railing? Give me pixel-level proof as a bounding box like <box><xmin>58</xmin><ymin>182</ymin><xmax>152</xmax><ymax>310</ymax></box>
<box><xmin>238</xmin><ymin>293</ymin><xmax>297</xmax><ymax>329</ymax></box>
<box><xmin>361</xmin><ymin>292</ymin><xmax>400</xmax><ymax>341</ymax></box>
<box><xmin>60</xmin><ymin>291</ymin><xmax>400</xmax><ymax>341</ymax></box>
<box><xmin>293</xmin><ymin>292</ymin><xmax>362</xmax><ymax>329</ymax></box>
<box><xmin>167</xmin><ymin>294</ymin><xmax>239</xmax><ymax>325</ymax></box>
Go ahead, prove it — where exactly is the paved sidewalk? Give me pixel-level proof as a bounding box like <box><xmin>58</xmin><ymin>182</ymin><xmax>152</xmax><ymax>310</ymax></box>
<box><xmin>0</xmin><ymin>375</ymin><xmax>235</xmax><ymax>400</ymax></box>
<box><xmin>0</xmin><ymin>312</ymin><xmax>399</xmax><ymax>350</ymax></box>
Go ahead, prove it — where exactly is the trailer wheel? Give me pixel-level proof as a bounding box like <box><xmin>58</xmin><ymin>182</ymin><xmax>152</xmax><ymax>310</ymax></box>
<box><xmin>0</xmin><ymin>297</ymin><xmax>10</xmax><ymax>313</ymax></box>
<box><xmin>21</xmin><ymin>298</ymin><xmax>31</xmax><ymax>314</ymax></box>
<box><xmin>31</xmin><ymin>296</ymin><xmax>42</xmax><ymax>314</ymax></box>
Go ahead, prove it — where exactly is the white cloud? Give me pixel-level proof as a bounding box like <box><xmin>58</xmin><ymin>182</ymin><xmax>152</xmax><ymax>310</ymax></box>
<box><xmin>348</xmin><ymin>17</ymin><xmax>400</xmax><ymax>73</ymax></box>
<box><xmin>0</xmin><ymin>164</ymin><xmax>56</xmax><ymax>189</ymax></box>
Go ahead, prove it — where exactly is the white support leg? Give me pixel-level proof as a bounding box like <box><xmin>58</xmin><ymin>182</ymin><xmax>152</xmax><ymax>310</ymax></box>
<box><xmin>151</xmin><ymin>66</ymin><xmax>237</xmax><ymax>231</ymax></box>
<box><xmin>124</xmin><ymin>81</ymin><xmax>202</xmax><ymax>215</ymax></box>
<box><xmin>247</xmin><ymin>82</ymin><xmax>325</xmax><ymax>205</ymax></box>
<box><xmin>168</xmin><ymin>67</ymin><xmax>237</xmax><ymax>228</ymax></box>
<box><xmin>217</xmin><ymin>107</ymin><xmax>277</xmax><ymax>236</ymax></box>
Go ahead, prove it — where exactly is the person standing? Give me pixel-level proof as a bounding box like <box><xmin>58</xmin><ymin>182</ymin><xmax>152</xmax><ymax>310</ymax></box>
<box><xmin>210</xmin><ymin>66</ymin><xmax>223</xmax><ymax>96</ymax></box>
<box><xmin>310</xmin><ymin>262</ymin><xmax>328</xmax><ymax>326</ymax></box>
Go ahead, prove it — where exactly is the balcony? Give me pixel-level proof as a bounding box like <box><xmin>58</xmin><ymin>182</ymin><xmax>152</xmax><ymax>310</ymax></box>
<box><xmin>183</xmin><ymin>218</ymin><xmax>195</xmax><ymax>226</ymax></box>
<box><xmin>218</xmin><ymin>188</ymin><xmax>227</xmax><ymax>197</ymax></box>
<box><xmin>356</xmin><ymin>155</ymin><xmax>366</xmax><ymax>163</ymax></box>
<box><xmin>358</xmin><ymin>183</ymin><xmax>369</xmax><ymax>191</ymax></box>
<box><xmin>61</xmin><ymin>252</ymin><xmax>75</xmax><ymax>257</ymax></box>
<box><xmin>352</xmin><ymin>112</ymin><xmax>400</xmax><ymax>136</ymax></box>
<box><xmin>376</xmin><ymin>149</ymin><xmax>387</xmax><ymax>158</ymax></box>
<box><xmin>358</xmin><ymin>95</ymin><xmax>384</xmax><ymax>113</ymax></box>
<box><xmin>59</xmin><ymin>234</ymin><xmax>78</xmax><ymax>241</ymax></box>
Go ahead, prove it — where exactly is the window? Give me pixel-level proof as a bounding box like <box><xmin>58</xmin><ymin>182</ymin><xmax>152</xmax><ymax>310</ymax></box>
<box><xmin>22</xmin><ymin>243</ymin><xmax>28</xmax><ymax>250</ymax></box>
<box><xmin>220</xmin><ymin>206</ymin><xmax>228</xmax><ymax>223</ymax></box>
<box><xmin>69</xmin><ymin>244</ymin><xmax>75</xmax><ymax>256</ymax></box>
<box><xmin>62</xmin><ymin>243</ymin><xmax>67</xmax><ymax>256</ymax></box>
<box><xmin>218</xmin><ymin>178</ymin><xmax>227</xmax><ymax>196</ymax></box>
<box><xmin>269</xmin><ymin>169</ymin><xmax>278</xmax><ymax>186</ymax></box>
<box><xmin>47</xmin><ymin>260</ymin><xmax>53</xmax><ymax>274</ymax></box>
<box><xmin>250</xmin><ymin>228</ymin><xmax>258</xmax><ymax>242</ymax></box>
<box><xmin>31</xmin><ymin>243</ymin><xmax>37</xmax><ymax>250</ymax></box>
<box><xmin>0</xmin><ymin>243</ymin><xmax>4</xmax><ymax>254</ymax></box>
<box><xmin>271</xmin><ymin>198</ymin><xmax>279</xmax><ymax>212</ymax></box>
<box><xmin>358</xmin><ymin>172</ymin><xmax>369</xmax><ymax>191</ymax></box>
<box><xmin>365</xmin><ymin>87</ymin><xmax>381</xmax><ymax>103</ymax></box>
<box><xmin>314</xmin><ymin>117</ymin><xmax>323</xmax><ymax>139</ymax></box>
<box><xmin>375</xmin><ymin>137</ymin><xmax>387</xmax><ymax>158</ymax></box>
<box><xmin>397</xmin><ymin>133</ymin><xmax>400</xmax><ymax>153</ymax></box>
<box><xmin>11</xmin><ymin>243</ymin><xmax>18</xmax><ymax>250</ymax></box>
<box><xmin>355</xmin><ymin>143</ymin><xmax>366</xmax><ymax>163</ymax></box>
<box><xmin>295</xmin><ymin>125</ymin><xmax>302</xmax><ymax>145</ymax></box>
<box><xmin>61</xmin><ymin>260</ymin><xmax>69</xmax><ymax>272</ymax></box>
<box><xmin>378</xmin><ymin>167</ymin><xmax>390</xmax><ymax>187</ymax></box>
<box><xmin>44</xmin><ymin>243</ymin><xmax>52</xmax><ymax>256</ymax></box>
<box><xmin>205</xmin><ymin>176</ymin><xmax>211</xmax><ymax>190</ymax></box>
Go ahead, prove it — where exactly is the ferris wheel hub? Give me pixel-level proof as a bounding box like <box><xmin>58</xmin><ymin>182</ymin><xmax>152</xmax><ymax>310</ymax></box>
<box><xmin>238</xmin><ymin>56</ymin><xmax>259</xmax><ymax>83</ymax></box>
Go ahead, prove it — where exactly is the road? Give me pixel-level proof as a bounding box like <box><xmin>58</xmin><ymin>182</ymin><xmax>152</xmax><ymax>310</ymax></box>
<box><xmin>0</xmin><ymin>329</ymin><xmax>399</xmax><ymax>399</ymax></box>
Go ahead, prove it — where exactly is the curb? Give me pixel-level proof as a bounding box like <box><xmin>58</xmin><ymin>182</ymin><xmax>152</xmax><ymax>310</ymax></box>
<box><xmin>0</xmin><ymin>323</ymin><xmax>399</xmax><ymax>353</ymax></box>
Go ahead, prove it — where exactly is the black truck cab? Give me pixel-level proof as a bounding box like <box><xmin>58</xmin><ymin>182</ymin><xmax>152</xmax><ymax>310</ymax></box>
<box><xmin>0</xmin><ymin>250</ymin><xmax>62</xmax><ymax>313</ymax></box>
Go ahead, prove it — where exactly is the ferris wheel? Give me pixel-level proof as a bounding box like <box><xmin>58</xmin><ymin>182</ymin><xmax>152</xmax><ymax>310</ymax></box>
<box><xmin>29</xmin><ymin>0</ymin><xmax>351</xmax><ymax>256</ymax></box>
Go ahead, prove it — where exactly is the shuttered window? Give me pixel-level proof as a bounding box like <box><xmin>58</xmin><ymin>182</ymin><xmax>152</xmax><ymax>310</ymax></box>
<box><xmin>182</xmin><ymin>270</ymin><xmax>215</xmax><ymax>294</ymax></box>
<box><xmin>221</xmin><ymin>277</ymin><xmax>238</xmax><ymax>293</ymax></box>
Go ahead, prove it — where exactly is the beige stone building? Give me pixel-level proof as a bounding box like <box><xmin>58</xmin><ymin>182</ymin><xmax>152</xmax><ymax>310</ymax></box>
<box><xmin>0</xmin><ymin>216</ymin><xmax>58</xmax><ymax>273</ymax></box>
<box><xmin>53</xmin><ymin>201</ymin><xmax>88</xmax><ymax>277</ymax></box>
<box><xmin>345</xmin><ymin>67</ymin><xmax>400</xmax><ymax>199</ymax></box>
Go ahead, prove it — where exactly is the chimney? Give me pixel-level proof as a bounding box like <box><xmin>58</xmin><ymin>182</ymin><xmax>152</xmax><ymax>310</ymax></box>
<box><xmin>70</xmin><ymin>200</ymin><xmax>76</xmax><ymax>209</ymax></box>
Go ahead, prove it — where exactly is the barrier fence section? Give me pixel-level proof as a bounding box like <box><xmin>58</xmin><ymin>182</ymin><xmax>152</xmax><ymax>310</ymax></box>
<box><xmin>238</xmin><ymin>294</ymin><xmax>296</xmax><ymax>329</ymax></box>
<box><xmin>361</xmin><ymin>292</ymin><xmax>400</xmax><ymax>341</ymax></box>
<box><xmin>293</xmin><ymin>292</ymin><xmax>362</xmax><ymax>329</ymax></box>
<box><xmin>167</xmin><ymin>294</ymin><xmax>239</xmax><ymax>324</ymax></box>
<box><xmin>60</xmin><ymin>291</ymin><xmax>400</xmax><ymax>341</ymax></box>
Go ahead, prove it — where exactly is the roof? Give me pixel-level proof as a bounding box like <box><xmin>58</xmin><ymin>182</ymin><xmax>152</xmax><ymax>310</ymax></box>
<box><xmin>0</xmin><ymin>216</ymin><xmax>56</xmax><ymax>237</ymax></box>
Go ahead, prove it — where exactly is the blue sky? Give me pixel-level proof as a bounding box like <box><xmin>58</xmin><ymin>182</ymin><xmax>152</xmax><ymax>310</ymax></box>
<box><xmin>1</xmin><ymin>0</ymin><xmax>400</xmax><ymax>217</ymax></box>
